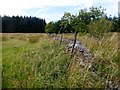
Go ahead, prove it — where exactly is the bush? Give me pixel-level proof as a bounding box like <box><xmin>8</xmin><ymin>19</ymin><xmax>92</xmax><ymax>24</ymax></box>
<box><xmin>88</xmin><ymin>17</ymin><xmax>112</xmax><ymax>39</ymax></box>
<box><xmin>28</xmin><ymin>35</ymin><xmax>39</xmax><ymax>43</ymax></box>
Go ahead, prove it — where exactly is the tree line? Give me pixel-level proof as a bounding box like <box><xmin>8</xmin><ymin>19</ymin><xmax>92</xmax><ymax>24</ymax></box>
<box><xmin>2</xmin><ymin>6</ymin><xmax>120</xmax><ymax>34</ymax></box>
<box><xmin>2</xmin><ymin>16</ymin><xmax>46</xmax><ymax>33</ymax></box>
<box><xmin>45</xmin><ymin>6</ymin><xmax>120</xmax><ymax>38</ymax></box>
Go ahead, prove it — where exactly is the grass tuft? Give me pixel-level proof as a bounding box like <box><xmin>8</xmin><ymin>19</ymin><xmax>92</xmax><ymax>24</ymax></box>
<box><xmin>28</xmin><ymin>35</ymin><xmax>39</xmax><ymax>43</ymax></box>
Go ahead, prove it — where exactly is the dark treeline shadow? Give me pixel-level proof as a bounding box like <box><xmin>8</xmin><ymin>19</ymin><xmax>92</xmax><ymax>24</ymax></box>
<box><xmin>2</xmin><ymin>15</ymin><xmax>46</xmax><ymax>33</ymax></box>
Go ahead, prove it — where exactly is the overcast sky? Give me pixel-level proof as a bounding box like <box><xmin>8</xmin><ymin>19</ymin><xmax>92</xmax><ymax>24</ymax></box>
<box><xmin>0</xmin><ymin>0</ymin><xmax>119</xmax><ymax>23</ymax></box>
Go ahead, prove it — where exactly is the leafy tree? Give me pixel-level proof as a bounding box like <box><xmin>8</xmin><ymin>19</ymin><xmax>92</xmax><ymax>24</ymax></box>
<box><xmin>110</xmin><ymin>17</ymin><xmax>120</xmax><ymax>32</ymax></box>
<box><xmin>60</xmin><ymin>12</ymin><xmax>73</xmax><ymax>33</ymax></box>
<box><xmin>89</xmin><ymin>6</ymin><xmax>106</xmax><ymax>20</ymax></box>
<box><xmin>76</xmin><ymin>6</ymin><xmax>106</xmax><ymax>33</ymax></box>
<box><xmin>59</xmin><ymin>6</ymin><xmax>107</xmax><ymax>33</ymax></box>
<box><xmin>53</xmin><ymin>20</ymin><xmax>62</xmax><ymax>33</ymax></box>
<box><xmin>45</xmin><ymin>21</ymin><xmax>62</xmax><ymax>33</ymax></box>
<box><xmin>45</xmin><ymin>22</ymin><xmax>54</xmax><ymax>33</ymax></box>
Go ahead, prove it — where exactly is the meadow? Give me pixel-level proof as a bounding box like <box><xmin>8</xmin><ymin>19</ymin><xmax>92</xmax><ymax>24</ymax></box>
<box><xmin>2</xmin><ymin>33</ymin><xmax>119</xmax><ymax>88</ymax></box>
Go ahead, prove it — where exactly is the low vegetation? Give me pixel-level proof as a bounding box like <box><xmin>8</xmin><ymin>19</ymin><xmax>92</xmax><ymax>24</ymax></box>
<box><xmin>28</xmin><ymin>35</ymin><xmax>40</xmax><ymax>43</ymax></box>
<box><xmin>2</xmin><ymin>33</ymin><xmax>119</xmax><ymax>88</ymax></box>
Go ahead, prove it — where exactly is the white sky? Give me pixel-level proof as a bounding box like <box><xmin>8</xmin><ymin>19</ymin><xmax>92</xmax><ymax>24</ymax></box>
<box><xmin>0</xmin><ymin>0</ymin><xmax>93</xmax><ymax>8</ymax></box>
<box><xmin>0</xmin><ymin>0</ymin><xmax>119</xmax><ymax>22</ymax></box>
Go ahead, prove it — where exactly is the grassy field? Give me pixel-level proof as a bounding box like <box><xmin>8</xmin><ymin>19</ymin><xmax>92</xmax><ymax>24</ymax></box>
<box><xmin>2</xmin><ymin>33</ymin><xmax>119</xmax><ymax>88</ymax></box>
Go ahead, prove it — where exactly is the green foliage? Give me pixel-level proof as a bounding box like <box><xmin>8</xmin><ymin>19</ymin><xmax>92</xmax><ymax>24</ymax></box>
<box><xmin>2</xmin><ymin>16</ymin><xmax>46</xmax><ymax>33</ymax></box>
<box><xmin>88</xmin><ymin>17</ymin><xmax>112</xmax><ymax>38</ymax></box>
<box><xmin>59</xmin><ymin>6</ymin><xmax>107</xmax><ymax>33</ymax></box>
<box><xmin>53</xmin><ymin>20</ymin><xmax>61</xmax><ymax>33</ymax></box>
<box><xmin>78</xmin><ymin>9</ymin><xmax>91</xmax><ymax>25</ymax></box>
<box><xmin>45</xmin><ymin>21</ymin><xmax>61</xmax><ymax>33</ymax></box>
<box><xmin>60</xmin><ymin>12</ymin><xmax>73</xmax><ymax>33</ymax></box>
<box><xmin>45</xmin><ymin>6</ymin><xmax>119</xmax><ymax>34</ymax></box>
<box><xmin>110</xmin><ymin>17</ymin><xmax>120</xmax><ymax>32</ymax></box>
<box><xmin>89</xmin><ymin>6</ymin><xmax>106</xmax><ymax>20</ymax></box>
<box><xmin>45</xmin><ymin>22</ymin><xmax>54</xmax><ymax>33</ymax></box>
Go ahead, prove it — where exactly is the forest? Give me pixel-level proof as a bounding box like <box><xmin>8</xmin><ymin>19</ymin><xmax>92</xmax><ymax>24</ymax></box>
<box><xmin>2</xmin><ymin>16</ymin><xmax>46</xmax><ymax>33</ymax></box>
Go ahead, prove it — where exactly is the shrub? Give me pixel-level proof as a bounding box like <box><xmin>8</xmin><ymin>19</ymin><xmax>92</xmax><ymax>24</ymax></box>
<box><xmin>88</xmin><ymin>17</ymin><xmax>112</xmax><ymax>39</ymax></box>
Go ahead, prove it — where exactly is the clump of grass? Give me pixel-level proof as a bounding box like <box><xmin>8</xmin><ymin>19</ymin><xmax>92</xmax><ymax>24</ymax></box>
<box><xmin>28</xmin><ymin>35</ymin><xmax>39</xmax><ymax>43</ymax></box>
<box><xmin>2</xmin><ymin>36</ymin><xmax>8</xmax><ymax>41</ymax></box>
<box><xmin>17</xmin><ymin>36</ymin><xmax>28</xmax><ymax>41</ymax></box>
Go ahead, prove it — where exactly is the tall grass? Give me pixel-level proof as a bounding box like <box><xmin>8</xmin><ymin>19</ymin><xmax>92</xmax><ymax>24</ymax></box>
<box><xmin>69</xmin><ymin>32</ymin><xmax>119</xmax><ymax>88</ymax></box>
<box><xmin>2</xmin><ymin>33</ymin><xmax>119</xmax><ymax>88</ymax></box>
<box><xmin>2</xmin><ymin>34</ymin><xmax>69</xmax><ymax>88</ymax></box>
